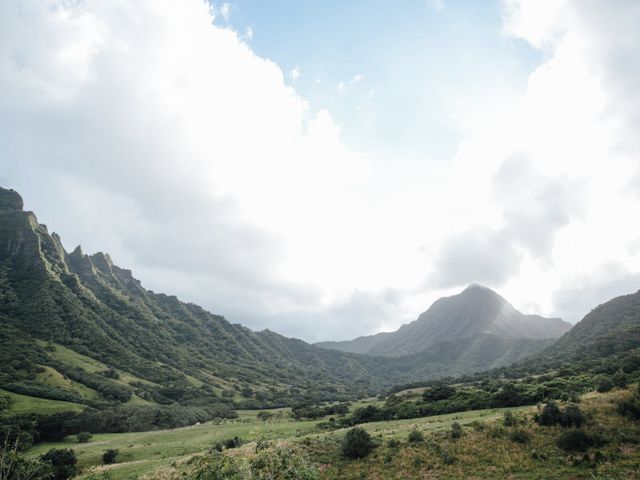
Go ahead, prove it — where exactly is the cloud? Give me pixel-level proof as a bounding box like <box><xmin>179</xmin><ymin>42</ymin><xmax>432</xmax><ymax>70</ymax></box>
<box><xmin>429</xmin><ymin>153</ymin><xmax>583</xmax><ymax>288</ymax></box>
<box><xmin>0</xmin><ymin>0</ymin><xmax>372</xmax><ymax>339</ymax></box>
<box><xmin>290</xmin><ymin>66</ymin><xmax>300</xmax><ymax>81</ymax></box>
<box><xmin>430</xmin><ymin>228</ymin><xmax>520</xmax><ymax>288</ymax></box>
<box><xmin>553</xmin><ymin>264</ymin><xmax>640</xmax><ymax>323</ymax></box>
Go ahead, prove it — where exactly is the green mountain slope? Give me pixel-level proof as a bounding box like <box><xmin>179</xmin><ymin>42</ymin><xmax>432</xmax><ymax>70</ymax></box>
<box><xmin>538</xmin><ymin>288</ymin><xmax>640</xmax><ymax>364</ymax></box>
<box><xmin>0</xmin><ymin>186</ymin><xmax>570</xmax><ymax>411</ymax></box>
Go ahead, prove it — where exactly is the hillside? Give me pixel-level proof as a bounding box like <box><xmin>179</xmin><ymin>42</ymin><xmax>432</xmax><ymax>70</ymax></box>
<box><xmin>317</xmin><ymin>284</ymin><xmax>570</xmax><ymax>356</ymax></box>
<box><xmin>0</xmin><ymin>186</ymin><xmax>572</xmax><ymax>414</ymax></box>
<box><xmin>534</xmin><ymin>288</ymin><xmax>640</xmax><ymax>366</ymax></box>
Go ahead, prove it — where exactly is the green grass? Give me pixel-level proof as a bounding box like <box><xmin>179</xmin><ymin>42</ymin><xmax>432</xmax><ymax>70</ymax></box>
<box><xmin>1</xmin><ymin>389</ymin><xmax>84</xmax><ymax>415</ymax></box>
<box><xmin>26</xmin><ymin>404</ymin><xmax>533</xmax><ymax>480</ymax></box>
<box><xmin>28</xmin><ymin>416</ymin><xmax>321</xmax><ymax>479</ymax></box>
<box><xmin>36</xmin><ymin>365</ymin><xmax>99</xmax><ymax>400</ymax></box>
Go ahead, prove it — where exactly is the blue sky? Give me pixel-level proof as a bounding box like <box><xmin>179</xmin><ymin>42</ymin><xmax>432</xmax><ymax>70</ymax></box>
<box><xmin>215</xmin><ymin>0</ymin><xmax>542</xmax><ymax>161</ymax></box>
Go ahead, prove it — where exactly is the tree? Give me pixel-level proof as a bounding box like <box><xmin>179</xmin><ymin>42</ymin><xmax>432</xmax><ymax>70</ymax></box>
<box><xmin>256</xmin><ymin>411</ymin><xmax>274</xmax><ymax>422</ymax></box>
<box><xmin>102</xmin><ymin>449</ymin><xmax>119</xmax><ymax>465</ymax></box>
<box><xmin>76</xmin><ymin>432</ymin><xmax>92</xmax><ymax>443</ymax></box>
<box><xmin>536</xmin><ymin>401</ymin><xmax>562</xmax><ymax>426</ymax></box>
<box><xmin>423</xmin><ymin>384</ymin><xmax>455</xmax><ymax>402</ymax></box>
<box><xmin>40</xmin><ymin>449</ymin><xmax>77</xmax><ymax>480</ymax></box>
<box><xmin>342</xmin><ymin>427</ymin><xmax>375</xmax><ymax>459</ymax></box>
<box><xmin>559</xmin><ymin>404</ymin><xmax>584</xmax><ymax>428</ymax></box>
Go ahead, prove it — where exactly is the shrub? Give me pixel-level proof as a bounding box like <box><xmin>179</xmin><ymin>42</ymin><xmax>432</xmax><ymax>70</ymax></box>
<box><xmin>536</xmin><ymin>401</ymin><xmax>562</xmax><ymax>426</ymax></box>
<box><xmin>1</xmin><ymin>447</ymin><xmax>52</xmax><ymax>480</ymax></box>
<box><xmin>77</xmin><ymin>432</ymin><xmax>93</xmax><ymax>443</ymax></box>
<box><xmin>503</xmin><ymin>411</ymin><xmax>516</xmax><ymax>427</ymax></box>
<box><xmin>450</xmin><ymin>422</ymin><xmax>462</xmax><ymax>439</ymax></box>
<box><xmin>102</xmin><ymin>449</ymin><xmax>119</xmax><ymax>464</ymax></box>
<box><xmin>596</xmin><ymin>378</ymin><xmax>613</xmax><ymax>393</ymax></box>
<box><xmin>441</xmin><ymin>447</ymin><xmax>455</xmax><ymax>465</ymax></box>
<box><xmin>387</xmin><ymin>438</ymin><xmax>400</xmax><ymax>448</ymax></box>
<box><xmin>559</xmin><ymin>404</ymin><xmax>584</xmax><ymax>428</ymax></box>
<box><xmin>617</xmin><ymin>389</ymin><xmax>640</xmax><ymax>420</ymax></box>
<box><xmin>223</xmin><ymin>437</ymin><xmax>243</xmax><ymax>449</ymax></box>
<box><xmin>342</xmin><ymin>427</ymin><xmax>375</xmax><ymax>459</ymax></box>
<box><xmin>508</xmin><ymin>429</ymin><xmax>530</xmax><ymax>444</ymax></box>
<box><xmin>407</xmin><ymin>429</ymin><xmax>424</xmax><ymax>444</ymax></box>
<box><xmin>250</xmin><ymin>446</ymin><xmax>320</xmax><ymax>479</ymax></box>
<box><xmin>41</xmin><ymin>449</ymin><xmax>77</xmax><ymax>480</ymax></box>
<box><xmin>191</xmin><ymin>453</ymin><xmax>246</xmax><ymax>480</ymax></box>
<box><xmin>556</xmin><ymin>430</ymin><xmax>593</xmax><ymax>452</ymax></box>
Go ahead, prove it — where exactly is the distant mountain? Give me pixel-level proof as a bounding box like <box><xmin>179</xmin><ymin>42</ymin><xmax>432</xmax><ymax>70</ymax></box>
<box><xmin>317</xmin><ymin>284</ymin><xmax>571</xmax><ymax>357</ymax></box>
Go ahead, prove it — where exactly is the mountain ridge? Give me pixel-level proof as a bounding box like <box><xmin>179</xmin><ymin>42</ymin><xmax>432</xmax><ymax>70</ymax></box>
<box><xmin>317</xmin><ymin>284</ymin><xmax>571</xmax><ymax>356</ymax></box>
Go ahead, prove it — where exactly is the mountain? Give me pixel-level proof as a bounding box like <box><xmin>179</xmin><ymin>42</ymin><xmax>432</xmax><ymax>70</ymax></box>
<box><xmin>536</xmin><ymin>288</ymin><xmax>640</xmax><ymax>364</ymax></box>
<box><xmin>317</xmin><ymin>284</ymin><xmax>571</xmax><ymax>357</ymax></box>
<box><xmin>0</xmin><ymin>186</ymin><xmax>572</xmax><ymax>411</ymax></box>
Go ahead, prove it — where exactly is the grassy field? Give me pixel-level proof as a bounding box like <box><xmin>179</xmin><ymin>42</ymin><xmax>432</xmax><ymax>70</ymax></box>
<box><xmin>26</xmin><ymin>404</ymin><xmax>532</xmax><ymax>479</ymax></box>
<box><xmin>28</xmin><ymin>413</ymin><xmax>320</xmax><ymax>479</ymax></box>
<box><xmin>22</xmin><ymin>388</ymin><xmax>640</xmax><ymax>479</ymax></box>
<box><xmin>1</xmin><ymin>389</ymin><xmax>84</xmax><ymax>415</ymax></box>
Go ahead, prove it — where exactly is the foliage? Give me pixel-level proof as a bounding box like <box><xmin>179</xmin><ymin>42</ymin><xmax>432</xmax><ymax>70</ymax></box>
<box><xmin>191</xmin><ymin>454</ymin><xmax>246</xmax><ymax>480</ymax></box>
<box><xmin>555</xmin><ymin>430</ymin><xmax>594</xmax><ymax>452</ymax></box>
<box><xmin>407</xmin><ymin>428</ymin><xmax>423</xmax><ymax>443</ymax></box>
<box><xmin>0</xmin><ymin>442</ymin><xmax>52</xmax><ymax>480</ymax></box>
<box><xmin>450</xmin><ymin>422</ymin><xmax>462</xmax><ymax>439</ymax></box>
<box><xmin>39</xmin><ymin>449</ymin><xmax>76</xmax><ymax>480</ymax></box>
<box><xmin>250</xmin><ymin>447</ymin><xmax>320</xmax><ymax>480</ymax></box>
<box><xmin>342</xmin><ymin>428</ymin><xmax>375</xmax><ymax>459</ymax></box>
<box><xmin>102</xmin><ymin>449</ymin><xmax>119</xmax><ymax>465</ymax></box>
<box><xmin>508</xmin><ymin>429</ymin><xmax>530</xmax><ymax>444</ymax></box>
<box><xmin>76</xmin><ymin>432</ymin><xmax>92</xmax><ymax>443</ymax></box>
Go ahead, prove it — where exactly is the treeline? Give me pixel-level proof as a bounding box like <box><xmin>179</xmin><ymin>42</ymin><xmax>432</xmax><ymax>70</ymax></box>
<box><xmin>291</xmin><ymin>402</ymin><xmax>350</xmax><ymax>419</ymax></box>
<box><xmin>320</xmin><ymin>371</ymin><xmax>634</xmax><ymax>429</ymax></box>
<box><xmin>0</xmin><ymin>404</ymin><xmax>237</xmax><ymax>450</ymax></box>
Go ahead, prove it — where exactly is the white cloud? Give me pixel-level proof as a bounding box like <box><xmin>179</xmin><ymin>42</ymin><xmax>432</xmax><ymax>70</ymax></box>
<box><xmin>0</xmin><ymin>0</ymin><xmax>374</xmax><ymax>340</ymax></box>
<box><xmin>290</xmin><ymin>66</ymin><xmax>300</xmax><ymax>80</ymax></box>
<box><xmin>428</xmin><ymin>0</ymin><xmax>445</xmax><ymax>13</ymax></box>
<box><xmin>1</xmin><ymin>0</ymin><xmax>639</xmax><ymax>341</ymax></box>
<box><xmin>219</xmin><ymin>3</ymin><xmax>231</xmax><ymax>22</ymax></box>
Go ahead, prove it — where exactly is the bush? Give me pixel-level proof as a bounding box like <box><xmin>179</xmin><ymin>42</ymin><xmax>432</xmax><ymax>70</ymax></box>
<box><xmin>503</xmin><ymin>411</ymin><xmax>516</xmax><ymax>427</ymax></box>
<box><xmin>596</xmin><ymin>378</ymin><xmax>613</xmax><ymax>393</ymax></box>
<box><xmin>556</xmin><ymin>430</ymin><xmax>594</xmax><ymax>452</ymax></box>
<box><xmin>41</xmin><ymin>449</ymin><xmax>77</xmax><ymax>480</ymax></box>
<box><xmin>1</xmin><ymin>446</ymin><xmax>52</xmax><ymax>480</ymax></box>
<box><xmin>536</xmin><ymin>401</ymin><xmax>562</xmax><ymax>426</ymax></box>
<box><xmin>617</xmin><ymin>388</ymin><xmax>640</xmax><ymax>420</ymax></box>
<box><xmin>509</xmin><ymin>429</ymin><xmax>530</xmax><ymax>444</ymax></box>
<box><xmin>441</xmin><ymin>447</ymin><xmax>455</xmax><ymax>465</ymax></box>
<box><xmin>450</xmin><ymin>422</ymin><xmax>462</xmax><ymax>439</ymax></box>
<box><xmin>77</xmin><ymin>432</ymin><xmax>93</xmax><ymax>443</ymax></box>
<box><xmin>102</xmin><ymin>449</ymin><xmax>119</xmax><ymax>464</ymax></box>
<box><xmin>250</xmin><ymin>446</ymin><xmax>320</xmax><ymax>480</ymax></box>
<box><xmin>342</xmin><ymin>427</ymin><xmax>375</xmax><ymax>459</ymax></box>
<box><xmin>407</xmin><ymin>429</ymin><xmax>424</xmax><ymax>444</ymax></box>
<box><xmin>559</xmin><ymin>404</ymin><xmax>584</xmax><ymax>428</ymax></box>
<box><xmin>191</xmin><ymin>453</ymin><xmax>246</xmax><ymax>480</ymax></box>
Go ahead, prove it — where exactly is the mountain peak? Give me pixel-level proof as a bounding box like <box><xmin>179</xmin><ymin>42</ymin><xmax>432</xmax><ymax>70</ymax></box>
<box><xmin>463</xmin><ymin>283</ymin><xmax>492</xmax><ymax>292</ymax></box>
<box><xmin>0</xmin><ymin>187</ymin><xmax>24</xmax><ymax>212</ymax></box>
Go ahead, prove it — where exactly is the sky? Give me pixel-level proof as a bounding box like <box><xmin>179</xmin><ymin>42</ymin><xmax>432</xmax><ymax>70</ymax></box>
<box><xmin>1</xmin><ymin>0</ymin><xmax>640</xmax><ymax>342</ymax></box>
